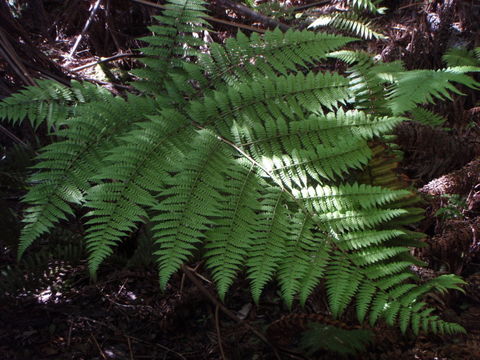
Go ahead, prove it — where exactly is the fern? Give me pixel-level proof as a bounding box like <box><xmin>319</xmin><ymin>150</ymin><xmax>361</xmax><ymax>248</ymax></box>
<box><xmin>2</xmin><ymin>0</ymin><xmax>477</xmax><ymax>335</ymax></box>
<box><xmin>387</xmin><ymin>67</ymin><xmax>480</xmax><ymax>115</ymax></box>
<box><xmin>443</xmin><ymin>47</ymin><xmax>480</xmax><ymax>67</ymax></box>
<box><xmin>0</xmin><ymin>80</ymin><xmax>109</xmax><ymax>129</ymax></box>
<box><xmin>306</xmin><ymin>0</ymin><xmax>387</xmax><ymax>40</ymax></box>
<box><xmin>309</xmin><ymin>13</ymin><xmax>385</xmax><ymax>40</ymax></box>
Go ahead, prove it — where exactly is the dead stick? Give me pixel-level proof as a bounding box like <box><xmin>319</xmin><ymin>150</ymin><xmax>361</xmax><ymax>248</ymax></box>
<box><xmin>215</xmin><ymin>305</ymin><xmax>227</xmax><ymax>360</ymax></box>
<box><xmin>69</xmin><ymin>0</ymin><xmax>103</xmax><ymax>58</ymax></box>
<box><xmin>91</xmin><ymin>333</ymin><xmax>107</xmax><ymax>360</ymax></box>
<box><xmin>181</xmin><ymin>265</ymin><xmax>282</xmax><ymax>360</ymax></box>
<box><xmin>0</xmin><ymin>124</ymin><xmax>32</xmax><ymax>150</ymax></box>
<box><xmin>72</xmin><ymin>53</ymin><xmax>138</xmax><ymax>72</ymax></box>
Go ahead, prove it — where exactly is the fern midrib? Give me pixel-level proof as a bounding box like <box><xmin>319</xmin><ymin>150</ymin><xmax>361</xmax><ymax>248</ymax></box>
<box><xmin>254</xmin><ymin>190</ymin><xmax>284</xmax><ymax>269</ymax></box>
<box><xmin>237</xmin><ymin>120</ymin><xmax>374</xmax><ymax>147</ymax></box>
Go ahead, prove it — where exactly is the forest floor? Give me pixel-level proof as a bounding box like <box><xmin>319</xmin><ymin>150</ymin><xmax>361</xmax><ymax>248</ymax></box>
<box><xmin>1</xmin><ymin>0</ymin><xmax>480</xmax><ymax>359</ymax></box>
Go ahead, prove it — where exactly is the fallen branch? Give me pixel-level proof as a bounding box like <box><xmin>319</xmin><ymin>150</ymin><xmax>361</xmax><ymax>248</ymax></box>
<box><xmin>71</xmin><ymin>53</ymin><xmax>139</xmax><ymax>72</ymax></box>
<box><xmin>216</xmin><ymin>0</ymin><xmax>290</xmax><ymax>32</ymax></box>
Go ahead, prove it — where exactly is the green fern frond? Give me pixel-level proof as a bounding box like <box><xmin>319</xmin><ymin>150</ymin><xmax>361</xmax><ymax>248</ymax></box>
<box><xmin>409</xmin><ymin>107</ymin><xmax>447</xmax><ymax>126</ymax></box>
<box><xmin>326</xmin><ymin>253</ymin><xmax>362</xmax><ymax>318</ymax></box>
<box><xmin>132</xmin><ymin>0</ymin><xmax>209</xmax><ymax>95</ymax></box>
<box><xmin>261</xmin><ymin>139</ymin><xmax>372</xmax><ymax>189</ymax></box>
<box><xmin>193</xmin><ymin>72</ymin><xmax>352</xmax><ymax>137</ymax></box>
<box><xmin>388</xmin><ymin>67</ymin><xmax>480</xmax><ymax>115</ymax></box>
<box><xmin>309</xmin><ymin>13</ymin><xmax>385</xmax><ymax>40</ymax></box>
<box><xmin>233</xmin><ymin>109</ymin><xmax>404</xmax><ymax>158</ymax></box>
<box><xmin>294</xmin><ymin>183</ymin><xmax>409</xmax><ymax>214</ymax></box>
<box><xmin>336</xmin><ymin>230</ymin><xmax>406</xmax><ymax>250</ymax></box>
<box><xmin>443</xmin><ymin>47</ymin><xmax>479</xmax><ymax>67</ymax></box>
<box><xmin>85</xmin><ymin>111</ymin><xmax>193</xmax><ymax>278</ymax></box>
<box><xmin>277</xmin><ymin>212</ymin><xmax>328</xmax><ymax>307</ymax></box>
<box><xmin>18</xmin><ymin>95</ymin><xmax>156</xmax><ymax>259</ymax></box>
<box><xmin>345</xmin><ymin>0</ymin><xmax>385</xmax><ymax>14</ymax></box>
<box><xmin>200</xmin><ymin>29</ymin><xmax>356</xmax><ymax>86</ymax></box>
<box><xmin>316</xmin><ymin>208</ymin><xmax>406</xmax><ymax>233</ymax></box>
<box><xmin>152</xmin><ymin>130</ymin><xmax>229</xmax><ymax>289</ymax></box>
<box><xmin>0</xmin><ymin>80</ymin><xmax>108</xmax><ymax>129</ymax></box>
<box><xmin>204</xmin><ymin>160</ymin><xmax>262</xmax><ymax>299</ymax></box>
<box><xmin>3</xmin><ymin>5</ymin><xmax>474</xmax><ymax>336</ymax></box>
<box><xmin>247</xmin><ymin>188</ymin><xmax>289</xmax><ymax>303</ymax></box>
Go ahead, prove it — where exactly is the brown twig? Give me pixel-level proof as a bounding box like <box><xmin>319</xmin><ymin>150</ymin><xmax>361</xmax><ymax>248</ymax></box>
<box><xmin>215</xmin><ymin>305</ymin><xmax>227</xmax><ymax>360</ymax></box>
<box><xmin>126</xmin><ymin>335</ymin><xmax>134</xmax><ymax>360</ymax></box>
<box><xmin>71</xmin><ymin>53</ymin><xmax>139</xmax><ymax>72</ymax></box>
<box><xmin>181</xmin><ymin>265</ymin><xmax>282</xmax><ymax>360</ymax></box>
<box><xmin>0</xmin><ymin>124</ymin><xmax>32</xmax><ymax>150</ymax></box>
<box><xmin>90</xmin><ymin>333</ymin><xmax>107</xmax><ymax>360</ymax></box>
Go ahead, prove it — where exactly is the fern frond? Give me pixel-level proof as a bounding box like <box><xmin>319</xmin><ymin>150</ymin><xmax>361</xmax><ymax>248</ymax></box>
<box><xmin>132</xmin><ymin>0</ymin><xmax>209</xmax><ymax>95</ymax></box>
<box><xmin>309</xmin><ymin>13</ymin><xmax>385</xmax><ymax>40</ymax></box>
<box><xmin>204</xmin><ymin>160</ymin><xmax>262</xmax><ymax>298</ymax></box>
<box><xmin>388</xmin><ymin>67</ymin><xmax>480</xmax><ymax>115</ymax></box>
<box><xmin>18</xmin><ymin>95</ymin><xmax>156</xmax><ymax>259</ymax></box>
<box><xmin>200</xmin><ymin>29</ymin><xmax>356</xmax><ymax>86</ymax></box>
<box><xmin>247</xmin><ymin>188</ymin><xmax>289</xmax><ymax>303</ymax></box>
<box><xmin>326</xmin><ymin>253</ymin><xmax>362</xmax><ymax>318</ymax></box>
<box><xmin>294</xmin><ymin>183</ymin><xmax>409</xmax><ymax>214</ymax></box>
<box><xmin>152</xmin><ymin>130</ymin><xmax>230</xmax><ymax>289</ymax></box>
<box><xmin>443</xmin><ymin>47</ymin><xmax>479</xmax><ymax>67</ymax></box>
<box><xmin>261</xmin><ymin>139</ymin><xmax>372</xmax><ymax>189</ymax></box>
<box><xmin>316</xmin><ymin>208</ymin><xmax>406</xmax><ymax>233</ymax></box>
<box><xmin>344</xmin><ymin>0</ymin><xmax>385</xmax><ymax>14</ymax></box>
<box><xmin>409</xmin><ymin>107</ymin><xmax>447</xmax><ymax>126</ymax></box>
<box><xmin>336</xmin><ymin>229</ymin><xmax>406</xmax><ymax>250</ymax></box>
<box><xmin>0</xmin><ymin>80</ymin><xmax>108</xmax><ymax>129</ymax></box>
<box><xmin>277</xmin><ymin>212</ymin><xmax>328</xmax><ymax>307</ymax></box>
<box><xmin>84</xmin><ymin>111</ymin><xmax>193</xmax><ymax>278</ymax></box>
<box><xmin>233</xmin><ymin>109</ymin><xmax>405</xmax><ymax>158</ymax></box>
<box><xmin>193</xmin><ymin>72</ymin><xmax>352</xmax><ymax>137</ymax></box>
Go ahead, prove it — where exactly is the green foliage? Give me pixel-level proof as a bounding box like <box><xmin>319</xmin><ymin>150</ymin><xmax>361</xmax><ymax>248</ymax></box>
<box><xmin>0</xmin><ymin>80</ymin><xmax>110</xmax><ymax>129</ymax></box>
<box><xmin>443</xmin><ymin>47</ymin><xmax>480</xmax><ymax>67</ymax></box>
<box><xmin>307</xmin><ymin>1</ymin><xmax>386</xmax><ymax>40</ymax></box>
<box><xmin>299</xmin><ymin>323</ymin><xmax>373</xmax><ymax>356</ymax></box>
<box><xmin>1</xmin><ymin>0</ymin><xmax>477</xmax><ymax>335</ymax></box>
<box><xmin>309</xmin><ymin>12</ymin><xmax>385</xmax><ymax>40</ymax></box>
<box><xmin>434</xmin><ymin>194</ymin><xmax>467</xmax><ymax>220</ymax></box>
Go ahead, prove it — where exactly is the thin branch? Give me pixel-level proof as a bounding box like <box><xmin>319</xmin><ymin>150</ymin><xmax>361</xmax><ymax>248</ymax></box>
<box><xmin>71</xmin><ymin>53</ymin><xmax>139</xmax><ymax>72</ymax></box>
<box><xmin>215</xmin><ymin>305</ymin><xmax>227</xmax><ymax>360</ymax></box>
<box><xmin>69</xmin><ymin>0</ymin><xmax>103</xmax><ymax>58</ymax></box>
<box><xmin>0</xmin><ymin>124</ymin><xmax>36</xmax><ymax>153</ymax></box>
